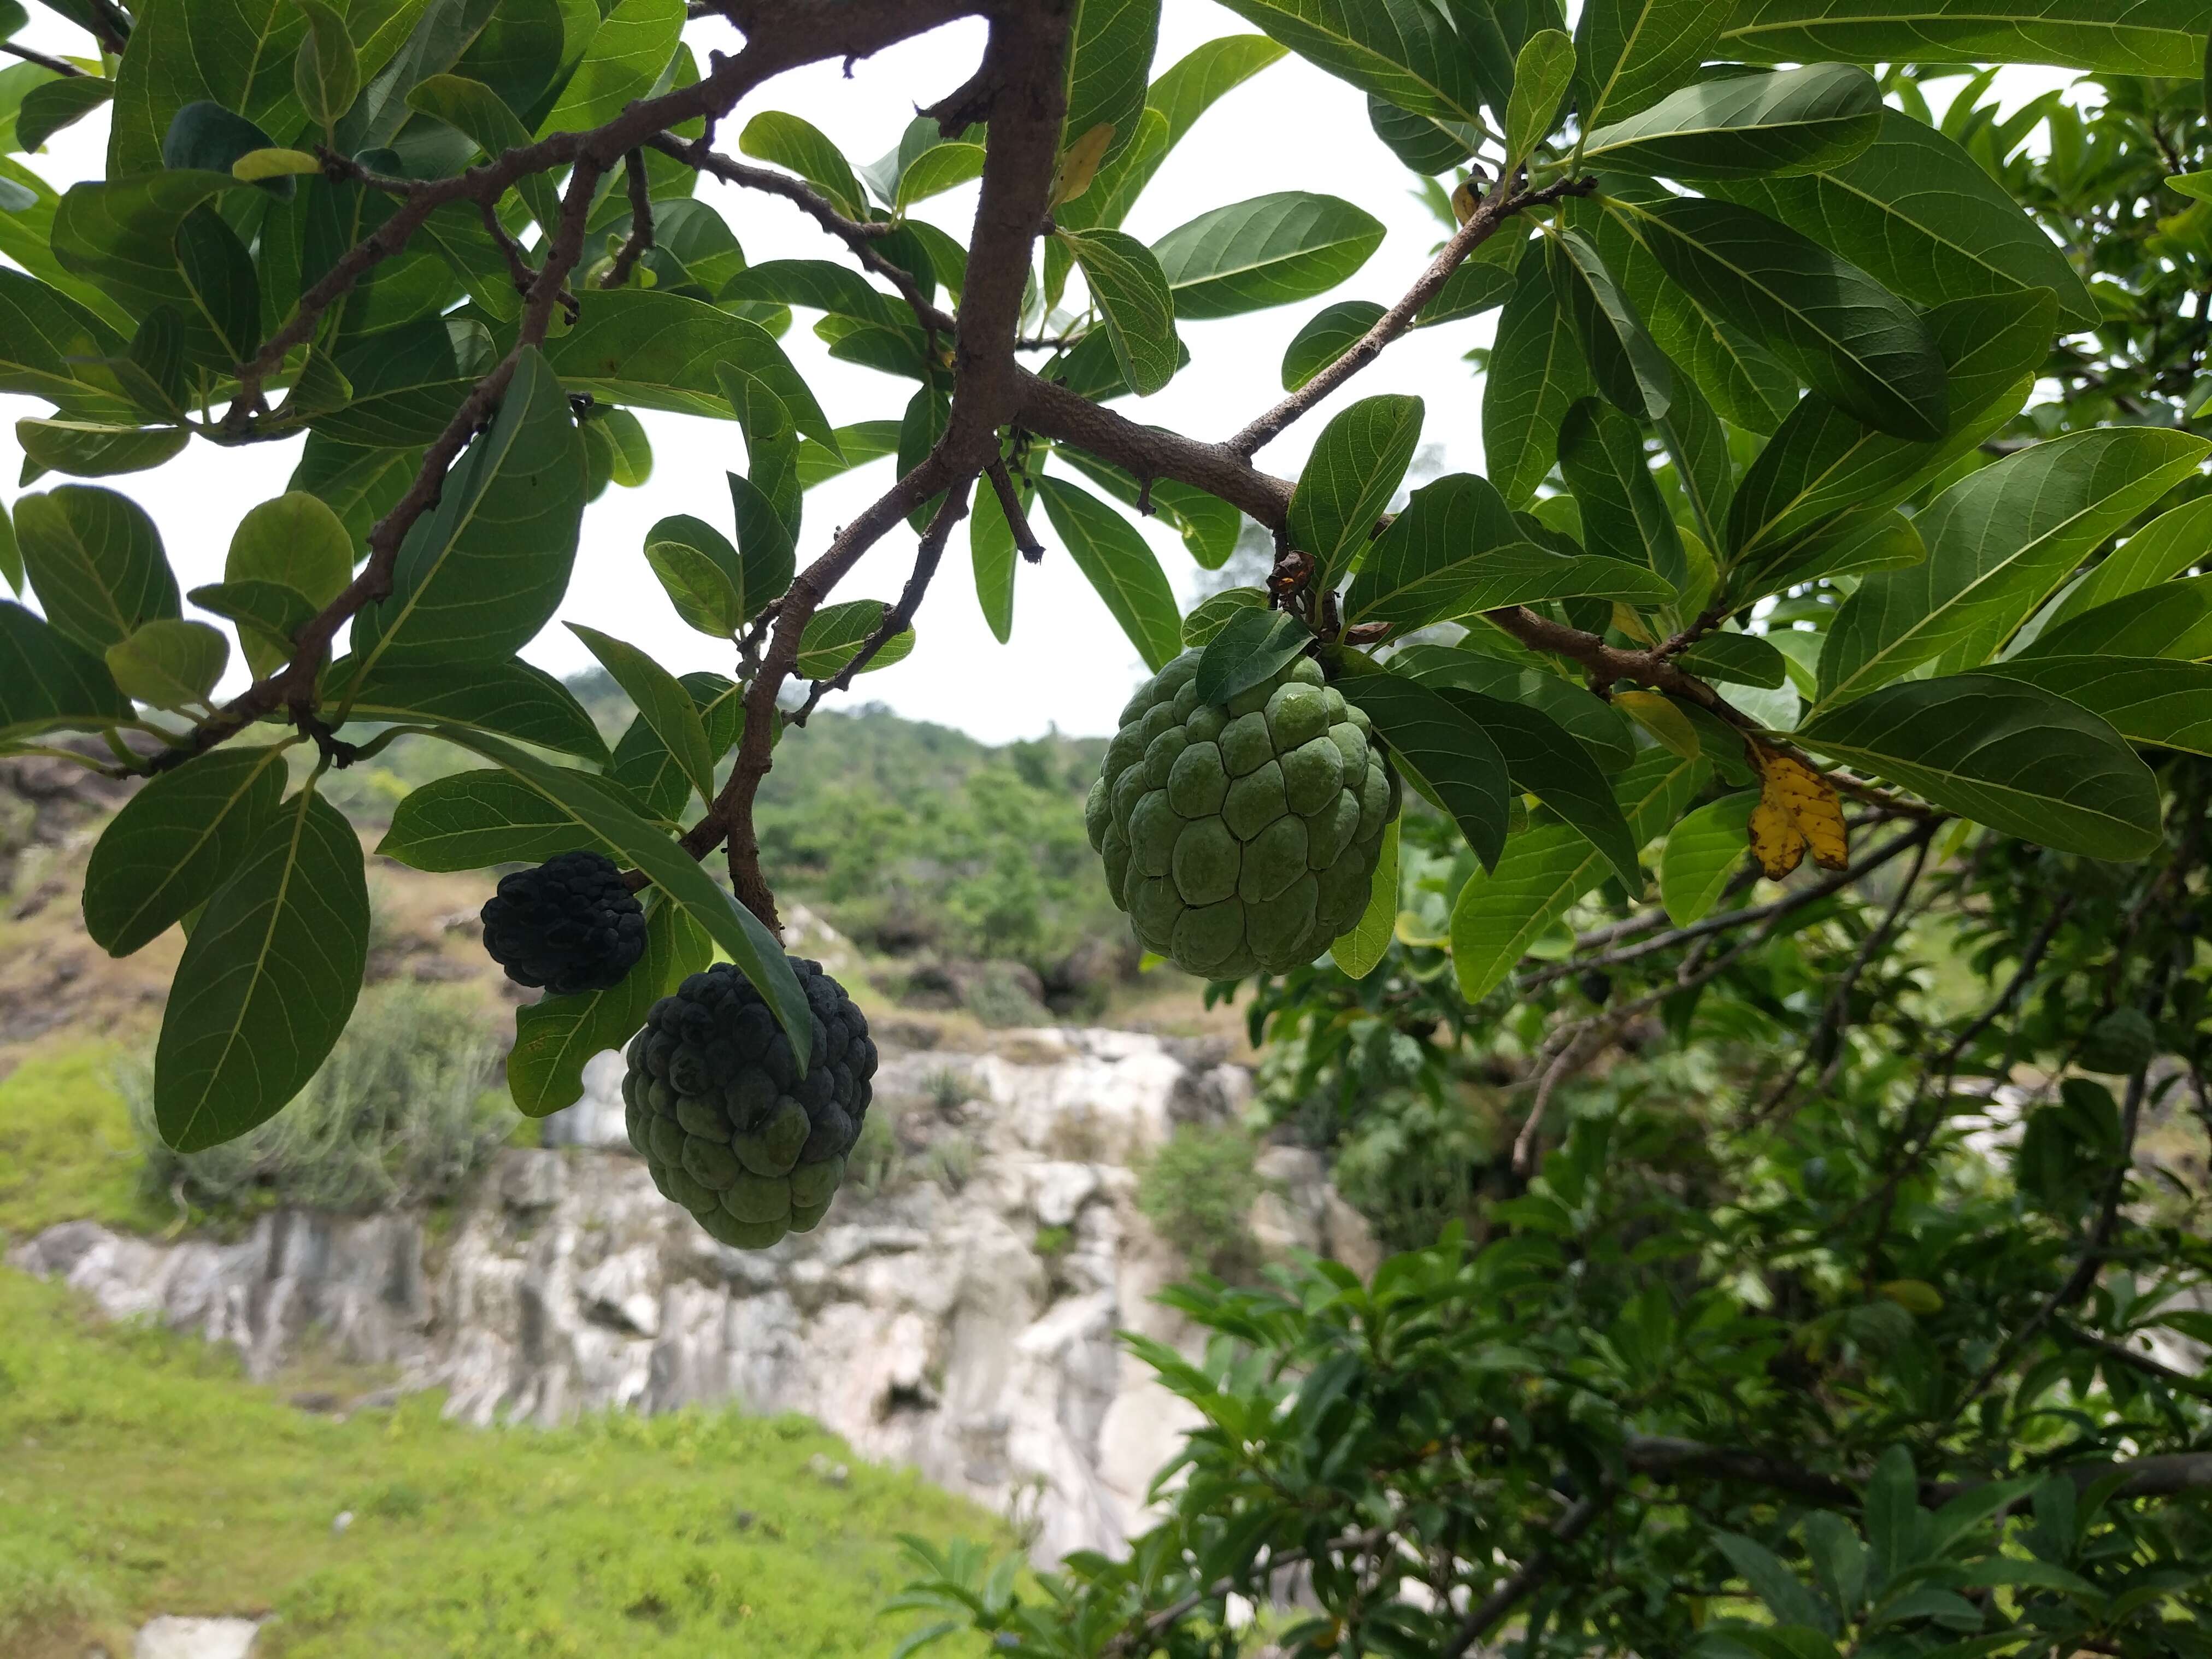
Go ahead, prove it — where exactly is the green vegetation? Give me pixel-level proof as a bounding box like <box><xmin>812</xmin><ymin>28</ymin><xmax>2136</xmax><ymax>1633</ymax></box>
<box><xmin>1134</xmin><ymin>1122</ymin><xmax>1264</xmax><ymax>1283</ymax></box>
<box><xmin>126</xmin><ymin>984</ymin><xmax>510</xmax><ymax>1220</ymax></box>
<box><xmin>0</xmin><ymin>1270</ymin><xmax>1007</xmax><ymax>1659</ymax></box>
<box><xmin>0</xmin><ymin>1041</ymin><xmax>161</xmax><ymax>1243</ymax></box>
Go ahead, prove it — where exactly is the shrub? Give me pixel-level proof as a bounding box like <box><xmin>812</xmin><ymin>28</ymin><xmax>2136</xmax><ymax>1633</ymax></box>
<box><xmin>126</xmin><ymin>985</ymin><xmax>509</xmax><ymax>1217</ymax></box>
<box><xmin>1135</xmin><ymin>1124</ymin><xmax>1263</xmax><ymax>1281</ymax></box>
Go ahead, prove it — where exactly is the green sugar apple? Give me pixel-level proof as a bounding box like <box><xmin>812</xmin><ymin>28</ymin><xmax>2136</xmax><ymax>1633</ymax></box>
<box><xmin>1085</xmin><ymin>648</ymin><xmax>1398</xmax><ymax>979</ymax></box>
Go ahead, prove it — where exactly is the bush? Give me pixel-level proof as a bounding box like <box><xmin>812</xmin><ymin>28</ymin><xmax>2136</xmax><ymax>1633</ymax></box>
<box><xmin>126</xmin><ymin>984</ymin><xmax>510</xmax><ymax>1217</ymax></box>
<box><xmin>1136</xmin><ymin>1124</ymin><xmax>1263</xmax><ymax>1281</ymax></box>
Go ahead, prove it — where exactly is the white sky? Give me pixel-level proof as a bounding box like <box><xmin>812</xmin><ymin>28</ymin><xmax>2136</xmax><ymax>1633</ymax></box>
<box><xmin>1</xmin><ymin>9</ymin><xmax>2081</xmax><ymax>742</ymax></box>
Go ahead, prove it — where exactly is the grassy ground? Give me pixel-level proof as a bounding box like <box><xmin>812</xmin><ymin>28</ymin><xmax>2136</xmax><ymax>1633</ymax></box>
<box><xmin>0</xmin><ymin>1267</ymin><xmax>1008</xmax><ymax>1657</ymax></box>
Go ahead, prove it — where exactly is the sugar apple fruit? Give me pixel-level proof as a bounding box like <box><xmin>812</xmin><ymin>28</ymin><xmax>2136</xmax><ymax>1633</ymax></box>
<box><xmin>480</xmin><ymin>849</ymin><xmax>647</xmax><ymax>995</ymax></box>
<box><xmin>1086</xmin><ymin>649</ymin><xmax>1398</xmax><ymax>979</ymax></box>
<box><xmin>622</xmin><ymin>959</ymin><xmax>876</xmax><ymax>1249</ymax></box>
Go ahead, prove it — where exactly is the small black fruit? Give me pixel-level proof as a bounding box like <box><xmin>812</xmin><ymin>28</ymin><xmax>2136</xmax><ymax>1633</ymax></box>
<box><xmin>480</xmin><ymin>849</ymin><xmax>648</xmax><ymax>995</ymax></box>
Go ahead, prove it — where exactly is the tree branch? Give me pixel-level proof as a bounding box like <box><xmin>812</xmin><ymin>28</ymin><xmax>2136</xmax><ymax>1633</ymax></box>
<box><xmin>1226</xmin><ymin>173</ymin><xmax>1594</xmax><ymax>459</ymax></box>
<box><xmin>0</xmin><ymin>39</ymin><xmax>89</xmax><ymax>76</ymax></box>
<box><xmin>599</xmin><ymin>148</ymin><xmax>656</xmax><ymax>288</ymax></box>
<box><xmin>1439</xmin><ymin>1490</ymin><xmax>1608</xmax><ymax>1659</ymax></box>
<box><xmin>986</xmin><ymin>457</ymin><xmax>1044</xmax><ymax>559</ymax></box>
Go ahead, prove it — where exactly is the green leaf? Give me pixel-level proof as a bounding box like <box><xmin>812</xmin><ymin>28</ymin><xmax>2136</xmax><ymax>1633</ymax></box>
<box><xmin>716</xmin><ymin>362</ymin><xmax>803</xmax><ymax>539</ymax></box>
<box><xmin>430</xmin><ymin>726</ymin><xmax>813</xmax><ymax>1055</ymax></box>
<box><xmin>1450</xmin><ymin>748</ymin><xmax>1707</xmax><ymax>999</ymax></box>
<box><xmin>1713</xmin><ymin>108</ymin><xmax>2096</xmax><ymax>327</ymax></box>
<box><xmin>738</xmin><ymin>108</ymin><xmax>864</xmax><ymax>219</ymax></box>
<box><xmin>607</xmin><ymin>672</ymin><xmax>743</xmax><ymax>822</ymax></box>
<box><xmin>2041</xmin><ymin>494</ymin><xmax>2212</xmax><ymax>634</ymax></box>
<box><xmin>227</xmin><ymin>491</ymin><xmax>354</xmax><ymax>608</ymax></box>
<box><xmin>154</xmin><ymin>785</ymin><xmax>370</xmax><ymax>1152</ymax></box>
<box><xmin>568</xmin><ymin>622</ymin><xmax>715</xmax><ymax>804</ymax></box>
<box><xmin>1720</xmin><ymin>0</ymin><xmax>2212</xmax><ymax>76</ymax></box>
<box><xmin>231</xmin><ymin>145</ymin><xmax>322</xmax><ymax>181</ymax></box>
<box><xmin>1578</xmin><ymin>190</ymin><xmax>1799</xmax><ymax>434</ymax></box>
<box><xmin>1726</xmin><ymin>289</ymin><xmax>2057</xmax><ymax>590</ymax></box>
<box><xmin>537</xmin><ymin>0</ymin><xmax>682</xmax><ymax>137</ymax></box>
<box><xmin>1446</xmin><ymin>687</ymin><xmax>1642</xmax><ymax>884</ymax></box>
<box><xmin>1287</xmin><ymin>392</ymin><xmax>1423</xmax><ymax>589</ymax></box>
<box><xmin>1625</xmin><ymin>195</ymin><xmax>1947</xmax><ymax>439</ymax></box>
<box><xmin>509</xmin><ymin>895</ymin><xmax>710</xmax><ymax>1115</ymax></box>
<box><xmin>1980</xmin><ymin>656</ymin><xmax>2212</xmax><ymax>757</ymax></box>
<box><xmin>1152</xmin><ymin>191</ymin><xmax>1385</xmax><ymax>318</ymax></box>
<box><xmin>1576</xmin><ymin>0</ymin><xmax>1735</xmax><ymax>127</ymax></box>
<box><xmin>348</xmin><ymin>346</ymin><xmax>586</xmax><ymax>673</ymax></box>
<box><xmin>1394</xmin><ymin>643</ymin><xmax>1640</xmax><ymax>772</ymax></box>
<box><xmin>1713</xmin><ymin>1533</ymin><xmax>1838</xmax><ymax>1636</ymax></box>
<box><xmin>720</xmin><ymin>259</ymin><xmax>910</xmax><ymax>331</ymax></box>
<box><xmin>1148</xmin><ymin>32</ymin><xmax>1287</xmax><ymax>150</ymax></box>
<box><xmin>108</xmin><ymin>0</ymin><xmax>322</xmax><ymax>173</ymax></box>
<box><xmin>794</xmin><ymin>599</ymin><xmax>915</xmax><ymax>680</ymax></box>
<box><xmin>16</xmin><ymin>73</ymin><xmax>111</xmax><ymax>153</ymax></box>
<box><xmin>2020</xmin><ymin>575</ymin><xmax>2212</xmax><ymax>662</ymax></box>
<box><xmin>1548</xmin><ymin>228</ymin><xmax>1672</xmax><ymax>421</ymax></box>
<box><xmin>1331</xmin><ymin>816</ymin><xmax>1399</xmax><ymax>979</ymax></box>
<box><xmin>1283</xmin><ymin>299</ymin><xmax>1384</xmax><ymax>391</ymax></box>
<box><xmin>1339</xmin><ymin>668</ymin><xmax>1512</xmax><ymax>869</ymax></box>
<box><xmin>83</xmin><ymin>743</ymin><xmax>290</xmax><ymax>956</ymax></box>
<box><xmin>1060</xmin><ymin>228</ymin><xmax>1180</xmax><ymax>396</ymax></box>
<box><xmin>293</xmin><ymin>0</ymin><xmax>362</xmax><ymax>134</ymax></box>
<box><xmin>0</xmin><ymin>268</ymin><xmax>134</xmax><ymax>421</ymax></box>
<box><xmin>408</xmin><ymin>72</ymin><xmax>560</xmax><ymax>234</ymax></box>
<box><xmin>1558</xmin><ymin>398</ymin><xmax>1690</xmax><ymax>593</ymax></box>
<box><xmin>14</xmin><ymin>482</ymin><xmax>179</xmax><ymax>653</ymax></box>
<box><xmin>379</xmin><ymin>767</ymin><xmax>605</xmax><ymax>869</ymax></box>
<box><xmin>1368</xmin><ymin>91</ymin><xmax>1482</xmax><ymax>173</ymax></box>
<box><xmin>644</xmin><ymin>538</ymin><xmax>743</xmax><ymax>637</ymax></box>
<box><xmin>1212</xmin><ymin>0</ymin><xmax>1492</xmax><ymax>130</ymax></box>
<box><xmin>545</xmin><ymin>289</ymin><xmax>836</xmax><ymax>446</ymax></box>
<box><xmin>1414</xmin><ymin>243</ymin><xmax>1521</xmax><ymax>326</ymax></box>
<box><xmin>1063</xmin><ymin>0</ymin><xmax>1161</xmax><ymax>177</ymax></box>
<box><xmin>1819</xmin><ymin>428</ymin><xmax>2211</xmax><ymax>708</ymax></box>
<box><xmin>969</xmin><ymin>469</ymin><xmax>1025</xmax><ymax>645</ymax></box>
<box><xmin>1799</xmin><ymin>673</ymin><xmax>2162</xmax><ymax>858</ymax></box>
<box><xmin>1351</xmin><ymin>473</ymin><xmax>1673</xmax><ymax>632</ymax></box>
<box><xmin>0</xmin><ymin>598</ymin><xmax>133</xmax><ymax>740</ymax></box>
<box><xmin>105</xmin><ymin>617</ymin><xmax>228</xmax><ymax>709</ymax></box>
<box><xmin>0</xmin><ymin>497</ymin><xmax>18</xmax><ymax>595</ymax></box>
<box><xmin>1037</xmin><ymin>476</ymin><xmax>1183</xmax><ymax>671</ymax></box>
<box><xmin>1052</xmin><ymin>450</ymin><xmax>1238</xmax><ymax>568</ymax></box>
<box><xmin>1183</xmin><ymin>586</ymin><xmax>1267</xmax><ymax>648</ymax></box>
<box><xmin>1194</xmin><ymin>605</ymin><xmax>1311</xmax><ymax>704</ymax></box>
<box><xmin>1658</xmin><ymin>789</ymin><xmax>1756</xmax><ymax>924</ymax></box>
<box><xmin>159</xmin><ymin>100</ymin><xmax>289</xmax><ymax>192</ymax></box>
<box><xmin>1484</xmin><ymin>239</ymin><xmax>1593</xmax><ymax>507</ymax></box>
<box><xmin>1505</xmin><ymin>29</ymin><xmax>1574</xmax><ymax>166</ymax></box>
<box><xmin>332</xmin><ymin>655</ymin><xmax>609</xmax><ymax>762</ymax></box>
<box><xmin>1582</xmin><ymin>63</ymin><xmax>1881</xmax><ymax>180</ymax></box>
<box><xmin>1679</xmin><ymin>631</ymin><xmax>1789</xmax><ymax>688</ymax></box>
<box><xmin>895</xmin><ymin>141</ymin><xmax>985</xmax><ymax>210</ymax></box>
<box><xmin>1862</xmin><ymin>1445</ymin><xmax>1922</xmax><ymax>1593</ymax></box>
<box><xmin>14</xmin><ymin>417</ymin><xmax>189</xmax><ymax>478</ymax></box>
<box><xmin>50</xmin><ymin>169</ymin><xmax>260</xmax><ymax>370</ymax></box>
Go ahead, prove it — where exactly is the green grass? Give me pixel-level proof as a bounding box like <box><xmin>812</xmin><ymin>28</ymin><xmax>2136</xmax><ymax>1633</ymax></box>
<box><xmin>0</xmin><ymin>1039</ymin><xmax>165</xmax><ymax>1245</ymax></box>
<box><xmin>0</xmin><ymin>1269</ymin><xmax>1007</xmax><ymax>1657</ymax></box>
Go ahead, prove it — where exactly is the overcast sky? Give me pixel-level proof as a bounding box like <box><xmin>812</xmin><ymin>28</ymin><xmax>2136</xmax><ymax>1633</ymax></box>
<box><xmin>1</xmin><ymin>8</ymin><xmax>2075</xmax><ymax>742</ymax></box>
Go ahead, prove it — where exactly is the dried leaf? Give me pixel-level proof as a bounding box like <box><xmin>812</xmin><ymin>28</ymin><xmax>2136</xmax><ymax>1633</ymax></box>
<box><xmin>1749</xmin><ymin>748</ymin><xmax>1850</xmax><ymax>878</ymax></box>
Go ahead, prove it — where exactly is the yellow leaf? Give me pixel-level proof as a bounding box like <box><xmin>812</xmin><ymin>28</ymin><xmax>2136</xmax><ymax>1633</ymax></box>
<box><xmin>1878</xmin><ymin>1278</ymin><xmax>1944</xmax><ymax>1315</ymax></box>
<box><xmin>1052</xmin><ymin>122</ymin><xmax>1114</xmax><ymax>206</ymax></box>
<box><xmin>1748</xmin><ymin>795</ymin><xmax>1805</xmax><ymax>879</ymax></box>
<box><xmin>1763</xmin><ymin>752</ymin><xmax>1849</xmax><ymax>871</ymax></box>
<box><xmin>232</xmin><ymin>147</ymin><xmax>323</xmax><ymax>181</ymax></box>
<box><xmin>1615</xmin><ymin>691</ymin><xmax>1699</xmax><ymax>759</ymax></box>
<box><xmin>1610</xmin><ymin>601</ymin><xmax>1656</xmax><ymax>644</ymax></box>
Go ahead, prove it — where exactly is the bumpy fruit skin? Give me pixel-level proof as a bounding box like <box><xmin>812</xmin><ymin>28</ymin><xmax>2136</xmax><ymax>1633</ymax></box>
<box><xmin>621</xmin><ymin>959</ymin><xmax>876</xmax><ymax>1249</ymax></box>
<box><xmin>1086</xmin><ymin>648</ymin><xmax>1398</xmax><ymax>979</ymax></box>
<box><xmin>480</xmin><ymin>850</ymin><xmax>648</xmax><ymax>995</ymax></box>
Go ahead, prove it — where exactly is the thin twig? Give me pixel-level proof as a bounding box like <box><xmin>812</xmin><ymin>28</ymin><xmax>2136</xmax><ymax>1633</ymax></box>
<box><xmin>1438</xmin><ymin>1490</ymin><xmax>1608</xmax><ymax>1659</ymax></box>
<box><xmin>601</xmin><ymin>148</ymin><xmax>657</xmax><ymax>288</ymax></box>
<box><xmin>985</xmin><ymin>457</ymin><xmax>1045</xmax><ymax>559</ymax></box>
<box><xmin>1</xmin><ymin>39</ymin><xmax>89</xmax><ymax>76</ymax></box>
<box><xmin>479</xmin><ymin>195</ymin><xmax>539</xmax><ymax>297</ymax></box>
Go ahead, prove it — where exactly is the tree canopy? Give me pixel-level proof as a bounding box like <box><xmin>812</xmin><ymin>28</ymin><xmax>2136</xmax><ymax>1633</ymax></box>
<box><xmin>2</xmin><ymin>0</ymin><xmax>2210</xmax><ymax>1653</ymax></box>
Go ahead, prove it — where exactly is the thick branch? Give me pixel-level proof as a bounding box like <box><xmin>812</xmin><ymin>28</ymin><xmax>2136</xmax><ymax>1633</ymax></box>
<box><xmin>1</xmin><ymin>39</ymin><xmax>89</xmax><ymax>75</ymax></box>
<box><xmin>985</xmin><ymin>457</ymin><xmax>1045</xmax><ymax>558</ymax></box>
<box><xmin>1017</xmin><ymin>371</ymin><xmax>1291</xmax><ymax>525</ymax></box>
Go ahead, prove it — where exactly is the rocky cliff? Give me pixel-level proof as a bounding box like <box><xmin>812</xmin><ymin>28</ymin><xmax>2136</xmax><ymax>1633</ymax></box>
<box><xmin>11</xmin><ymin>1021</ymin><xmax>1378</xmax><ymax>1565</ymax></box>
